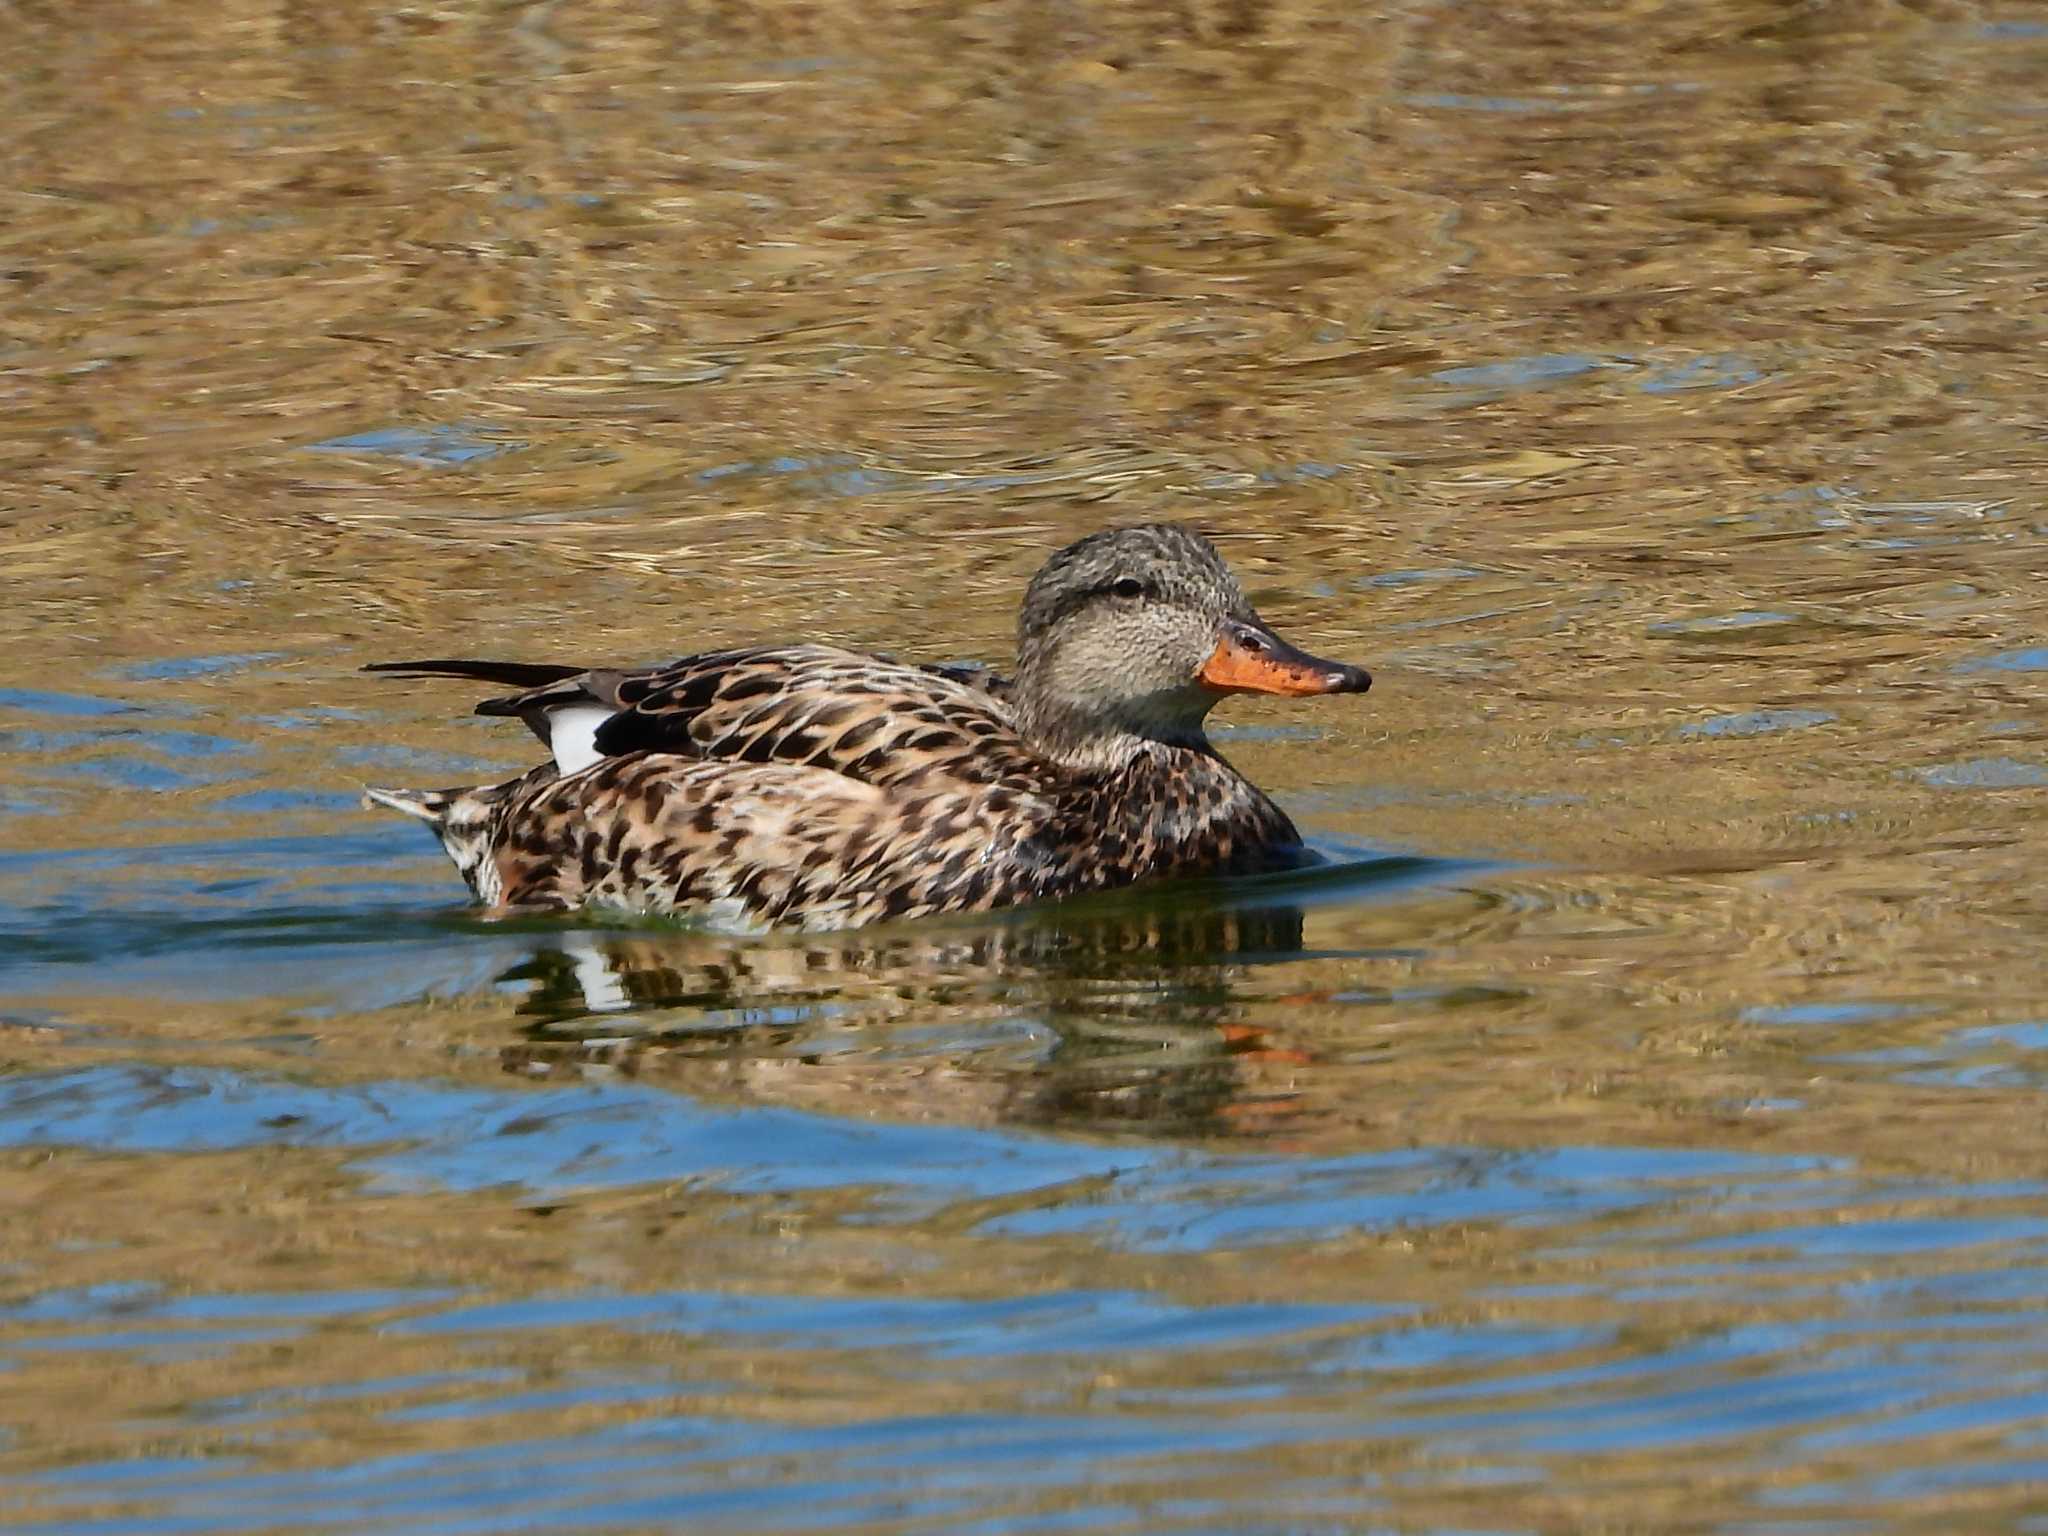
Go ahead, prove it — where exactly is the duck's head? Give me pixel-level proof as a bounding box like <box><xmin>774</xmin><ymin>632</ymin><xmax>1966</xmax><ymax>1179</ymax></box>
<box><xmin>1013</xmin><ymin>523</ymin><xmax>1370</xmax><ymax>762</ymax></box>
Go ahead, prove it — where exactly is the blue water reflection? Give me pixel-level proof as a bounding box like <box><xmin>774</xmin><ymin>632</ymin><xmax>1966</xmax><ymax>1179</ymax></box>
<box><xmin>0</xmin><ymin>1064</ymin><xmax>1830</xmax><ymax>1245</ymax></box>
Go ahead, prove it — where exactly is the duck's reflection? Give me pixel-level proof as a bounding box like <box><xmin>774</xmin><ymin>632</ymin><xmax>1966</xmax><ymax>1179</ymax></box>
<box><xmin>490</xmin><ymin>889</ymin><xmax>1319</xmax><ymax>1140</ymax></box>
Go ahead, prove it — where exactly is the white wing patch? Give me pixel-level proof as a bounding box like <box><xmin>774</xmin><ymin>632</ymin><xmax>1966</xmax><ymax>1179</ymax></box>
<box><xmin>546</xmin><ymin>704</ymin><xmax>616</xmax><ymax>774</ymax></box>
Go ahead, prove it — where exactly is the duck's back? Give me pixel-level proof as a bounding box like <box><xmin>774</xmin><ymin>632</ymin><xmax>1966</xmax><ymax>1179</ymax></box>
<box><xmin>489</xmin><ymin>644</ymin><xmax>1042</xmax><ymax>790</ymax></box>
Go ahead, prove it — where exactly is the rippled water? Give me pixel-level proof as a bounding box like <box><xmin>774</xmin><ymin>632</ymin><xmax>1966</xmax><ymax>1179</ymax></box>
<box><xmin>6</xmin><ymin>1</ymin><xmax>2048</xmax><ymax>1530</ymax></box>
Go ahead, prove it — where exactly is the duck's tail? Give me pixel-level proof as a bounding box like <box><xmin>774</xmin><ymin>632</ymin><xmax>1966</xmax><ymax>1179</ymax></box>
<box><xmin>364</xmin><ymin>767</ymin><xmax>555</xmax><ymax>905</ymax></box>
<box><xmin>362</xmin><ymin>784</ymin><xmax>462</xmax><ymax>825</ymax></box>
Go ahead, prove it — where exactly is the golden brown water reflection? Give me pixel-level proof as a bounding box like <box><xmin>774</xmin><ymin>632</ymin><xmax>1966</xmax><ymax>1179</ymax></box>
<box><xmin>5</xmin><ymin>0</ymin><xmax>2048</xmax><ymax>1529</ymax></box>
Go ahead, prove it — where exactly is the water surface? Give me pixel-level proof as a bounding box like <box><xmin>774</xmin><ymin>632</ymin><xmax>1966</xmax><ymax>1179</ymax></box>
<box><xmin>5</xmin><ymin>1</ymin><xmax>2048</xmax><ymax>1530</ymax></box>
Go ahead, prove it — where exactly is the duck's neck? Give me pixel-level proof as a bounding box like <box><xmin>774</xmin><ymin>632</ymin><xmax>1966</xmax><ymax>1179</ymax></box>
<box><xmin>1009</xmin><ymin>666</ymin><xmax>1304</xmax><ymax>858</ymax></box>
<box><xmin>1070</xmin><ymin>736</ymin><xmax>1307</xmax><ymax>886</ymax></box>
<box><xmin>1010</xmin><ymin>668</ymin><xmax>1218</xmax><ymax>773</ymax></box>
<box><xmin>1015</xmin><ymin>701</ymin><xmax>1209</xmax><ymax>773</ymax></box>
<box><xmin>1012</xmin><ymin>705</ymin><xmax>1304</xmax><ymax>882</ymax></box>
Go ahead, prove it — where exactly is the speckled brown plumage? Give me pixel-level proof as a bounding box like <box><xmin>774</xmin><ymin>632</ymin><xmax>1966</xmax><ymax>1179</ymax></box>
<box><xmin>364</xmin><ymin>523</ymin><xmax>1369</xmax><ymax>929</ymax></box>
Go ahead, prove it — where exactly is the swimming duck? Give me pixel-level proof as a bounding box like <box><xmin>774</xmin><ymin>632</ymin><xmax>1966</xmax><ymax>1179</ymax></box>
<box><xmin>363</xmin><ymin>523</ymin><xmax>1370</xmax><ymax>929</ymax></box>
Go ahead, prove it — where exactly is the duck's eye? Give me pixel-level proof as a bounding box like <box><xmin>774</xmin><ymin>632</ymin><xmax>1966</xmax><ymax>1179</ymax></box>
<box><xmin>1110</xmin><ymin>578</ymin><xmax>1146</xmax><ymax>599</ymax></box>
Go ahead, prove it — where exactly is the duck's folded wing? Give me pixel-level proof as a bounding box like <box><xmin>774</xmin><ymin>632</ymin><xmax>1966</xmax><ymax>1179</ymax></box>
<box><xmin>367</xmin><ymin>646</ymin><xmax>1028</xmax><ymax>787</ymax></box>
<box><xmin>596</xmin><ymin>645</ymin><xmax>1034</xmax><ymax>788</ymax></box>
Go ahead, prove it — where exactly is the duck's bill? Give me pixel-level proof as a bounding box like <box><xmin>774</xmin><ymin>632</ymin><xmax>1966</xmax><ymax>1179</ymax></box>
<box><xmin>1199</xmin><ymin>623</ymin><xmax>1373</xmax><ymax>697</ymax></box>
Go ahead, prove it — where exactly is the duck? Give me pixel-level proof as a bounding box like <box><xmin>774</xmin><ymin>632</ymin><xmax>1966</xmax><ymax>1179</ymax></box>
<box><xmin>362</xmin><ymin>522</ymin><xmax>1370</xmax><ymax>929</ymax></box>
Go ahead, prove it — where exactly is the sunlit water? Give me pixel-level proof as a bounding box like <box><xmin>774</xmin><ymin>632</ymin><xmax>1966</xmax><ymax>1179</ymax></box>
<box><xmin>5</xmin><ymin>1</ymin><xmax>2048</xmax><ymax>1530</ymax></box>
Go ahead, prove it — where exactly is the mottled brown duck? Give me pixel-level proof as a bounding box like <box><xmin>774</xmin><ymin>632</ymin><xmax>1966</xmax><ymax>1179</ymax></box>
<box><xmin>363</xmin><ymin>523</ymin><xmax>1370</xmax><ymax>929</ymax></box>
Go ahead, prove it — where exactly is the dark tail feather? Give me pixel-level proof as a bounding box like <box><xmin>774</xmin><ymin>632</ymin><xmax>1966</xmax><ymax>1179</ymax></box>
<box><xmin>362</xmin><ymin>659</ymin><xmax>586</xmax><ymax>689</ymax></box>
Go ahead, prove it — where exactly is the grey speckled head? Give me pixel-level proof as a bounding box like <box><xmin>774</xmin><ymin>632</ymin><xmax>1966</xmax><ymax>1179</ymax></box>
<box><xmin>1018</xmin><ymin>523</ymin><xmax>1252</xmax><ymax>645</ymax></box>
<box><xmin>1013</xmin><ymin>522</ymin><xmax>1370</xmax><ymax>762</ymax></box>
